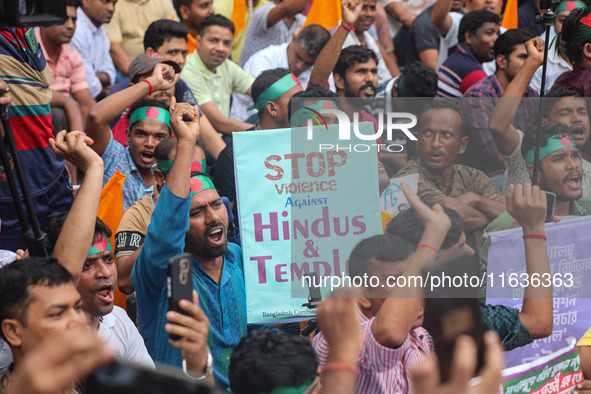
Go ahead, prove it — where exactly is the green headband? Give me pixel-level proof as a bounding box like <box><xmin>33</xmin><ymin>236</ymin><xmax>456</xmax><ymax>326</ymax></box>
<box><xmin>129</xmin><ymin>106</ymin><xmax>171</xmax><ymax>129</ymax></box>
<box><xmin>190</xmin><ymin>175</ymin><xmax>215</xmax><ymax>195</ymax></box>
<box><xmin>248</xmin><ymin>73</ymin><xmax>301</xmax><ymax>112</ymax></box>
<box><xmin>154</xmin><ymin>159</ymin><xmax>206</xmax><ymax>175</ymax></box>
<box><xmin>290</xmin><ymin>100</ymin><xmax>338</xmax><ymax>127</ymax></box>
<box><xmin>261</xmin><ymin>379</ymin><xmax>316</xmax><ymax>394</ymax></box>
<box><xmin>554</xmin><ymin>0</ymin><xmax>585</xmax><ymax>14</ymax></box>
<box><xmin>568</xmin><ymin>12</ymin><xmax>591</xmax><ymax>42</ymax></box>
<box><xmin>524</xmin><ymin>133</ymin><xmax>577</xmax><ymax>166</ymax></box>
<box><xmin>88</xmin><ymin>232</ymin><xmax>113</xmax><ymax>256</ymax></box>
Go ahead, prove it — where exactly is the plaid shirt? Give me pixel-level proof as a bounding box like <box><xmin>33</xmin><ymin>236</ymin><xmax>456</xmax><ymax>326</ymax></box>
<box><xmin>481</xmin><ymin>303</ymin><xmax>533</xmax><ymax>351</ymax></box>
<box><xmin>463</xmin><ymin>74</ymin><xmax>538</xmax><ymax>176</ymax></box>
<box><xmin>102</xmin><ymin>136</ymin><xmax>150</xmax><ymax>211</ymax></box>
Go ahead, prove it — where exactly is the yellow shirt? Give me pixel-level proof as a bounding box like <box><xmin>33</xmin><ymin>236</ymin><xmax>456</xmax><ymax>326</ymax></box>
<box><xmin>103</xmin><ymin>0</ymin><xmax>177</xmax><ymax>62</ymax></box>
<box><xmin>578</xmin><ymin>327</ymin><xmax>591</xmax><ymax>346</ymax></box>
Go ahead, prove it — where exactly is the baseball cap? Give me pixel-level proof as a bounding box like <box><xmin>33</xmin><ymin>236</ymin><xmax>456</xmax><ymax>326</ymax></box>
<box><xmin>128</xmin><ymin>53</ymin><xmax>181</xmax><ymax>83</ymax></box>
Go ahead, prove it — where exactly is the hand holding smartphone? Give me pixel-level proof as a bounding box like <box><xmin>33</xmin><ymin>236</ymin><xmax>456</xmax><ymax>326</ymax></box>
<box><xmin>167</xmin><ymin>254</ymin><xmax>194</xmax><ymax>341</ymax></box>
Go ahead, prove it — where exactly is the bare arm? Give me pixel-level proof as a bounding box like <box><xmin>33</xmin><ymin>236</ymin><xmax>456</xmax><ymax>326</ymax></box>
<box><xmin>266</xmin><ymin>0</ymin><xmax>309</xmax><ymax>26</ymax></box>
<box><xmin>86</xmin><ymin>63</ymin><xmax>179</xmax><ymax>156</ymax></box>
<box><xmin>489</xmin><ymin>38</ymin><xmax>544</xmax><ymax>156</ymax></box>
<box><xmin>199</xmin><ymin>114</ymin><xmax>226</xmax><ymax>159</ymax></box>
<box><xmin>116</xmin><ymin>246</ymin><xmax>142</xmax><ymax>295</ymax></box>
<box><xmin>199</xmin><ymin>102</ymin><xmax>253</xmax><ymax>135</ymax></box>
<box><xmin>51</xmin><ymin>90</ymin><xmax>84</xmax><ymax>131</ymax></box>
<box><xmin>580</xmin><ymin>346</ymin><xmax>591</xmax><ymax>380</ymax></box>
<box><xmin>309</xmin><ymin>0</ymin><xmax>363</xmax><ymax>88</ymax></box>
<box><xmin>372</xmin><ymin>183</ymin><xmax>451</xmax><ymax>348</ymax></box>
<box><xmin>377</xmin><ymin>41</ymin><xmax>400</xmax><ymax>77</ymax></box>
<box><xmin>71</xmin><ymin>88</ymin><xmax>96</xmax><ymax>120</ymax></box>
<box><xmin>431</xmin><ymin>0</ymin><xmax>454</xmax><ymax>37</ymax></box>
<box><xmin>472</xmin><ymin>195</ymin><xmax>506</xmax><ymax>221</ymax></box>
<box><xmin>436</xmin><ymin>195</ymin><xmax>491</xmax><ymax>231</ymax></box>
<box><xmin>384</xmin><ymin>2</ymin><xmax>417</xmax><ymax>28</ymax></box>
<box><xmin>419</xmin><ymin>49</ymin><xmax>439</xmax><ymax>72</ymax></box>
<box><xmin>109</xmin><ymin>42</ymin><xmax>131</xmax><ymax>75</ymax></box>
<box><xmin>50</xmin><ymin>131</ymin><xmax>104</xmax><ymax>284</ymax></box>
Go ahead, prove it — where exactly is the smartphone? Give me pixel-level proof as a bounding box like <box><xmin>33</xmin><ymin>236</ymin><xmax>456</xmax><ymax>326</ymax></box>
<box><xmin>302</xmin><ymin>272</ymin><xmax>322</xmax><ymax>309</ymax></box>
<box><xmin>422</xmin><ymin>256</ymin><xmax>487</xmax><ymax>383</ymax></box>
<box><xmin>86</xmin><ymin>360</ymin><xmax>221</xmax><ymax>394</ymax></box>
<box><xmin>545</xmin><ymin>191</ymin><xmax>556</xmax><ymax>223</ymax></box>
<box><xmin>167</xmin><ymin>253</ymin><xmax>193</xmax><ymax>341</ymax></box>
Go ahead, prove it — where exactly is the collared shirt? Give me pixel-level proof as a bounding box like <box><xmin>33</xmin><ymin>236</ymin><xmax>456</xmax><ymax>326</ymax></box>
<box><xmin>313</xmin><ymin>311</ymin><xmax>433</xmax><ymax>394</ymax></box>
<box><xmin>437</xmin><ymin>43</ymin><xmax>487</xmax><ymax>97</ymax></box>
<box><xmin>35</xmin><ymin>29</ymin><xmax>89</xmax><ymax>96</ymax></box>
<box><xmin>239</xmin><ymin>3</ymin><xmax>306</xmax><ymax>67</ymax></box>
<box><xmin>551</xmin><ymin>63</ymin><xmax>591</xmax><ymax>97</ymax></box>
<box><xmin>102</xmin><ymin>0</ymin><xmax>177</xmax><ymax>61</ymax></box>
<box><xmin>502</xmin><ymin>129</ymin><xmax>591</xmax><ymax>197</ymax></box>
<box><xmin>181</xmin><ymin>52</ymin><xmax>253</xmax><ymax>117</ymax></box>
<box><xmin>531</xmin><ymin>34</ymin><xmax>571</xmax><ymax>94</ymax></box>
<box><xmin>70</xmin><ymin>7</ymin><xmax>116</xmax><ymax>98</ymax></box>
<box><xmin>395</xmin><ymin>159</ymin><xmax>500</xmax><ymax>205</ymax></box>
<box><xmin>102</xmin><ymin>136</ymin><xmax>150</xmax><ymax>211</ymax></box>
<box><xmin>132</xmin><ymin>185</ymin><xmax>248</xmax><ymax>389</ymax></box>
<box><xmin>463</xmin><ymin>74</ymin><xmax>539</xmax><ymax>176</ymax></box>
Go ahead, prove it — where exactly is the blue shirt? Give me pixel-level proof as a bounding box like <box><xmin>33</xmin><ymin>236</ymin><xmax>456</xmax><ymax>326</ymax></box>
<box><xmin>102</xmin><ymin>136</ymin><xmax>149</xmax><ymax>210</ymax></box>
<box><xmin>132</xmin><ymin>185</ymin><xmax>247</xmax><ymax>388</ymax></box>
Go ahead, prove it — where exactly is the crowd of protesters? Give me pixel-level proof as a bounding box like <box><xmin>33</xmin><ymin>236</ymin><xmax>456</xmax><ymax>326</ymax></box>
<box><xmin>2</xmin><ymin>0</ymin><xmax>591</xmax><ymax>392</ymax></box>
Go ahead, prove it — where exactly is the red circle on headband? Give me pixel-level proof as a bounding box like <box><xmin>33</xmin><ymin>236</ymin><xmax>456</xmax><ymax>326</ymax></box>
<box><xmin>145</xmin><ymin>107</ymin><xmax>160</xmax><ymax>119</ymax></box>
<box><xmin>93</xmin><ymin>235</ymin><xmax>109</xmax><ymax>250</ymax></box>
<box><xmin>566</xmin><ymin>1</ymin><xmax>576</xmax><ymax>10</ymax></box>
<box><xmin>191</xmin><ymin>161</ymin><xmax>203</xmax><ymax>172</ymax></box>
<box><xmin>190</xmin><ymin>178</ymin><xmax>204</xmax><ymax>193</ymax></box>
<box><xmin>560</xmin><ymin>134</ymin><xmax>573</xmax><ymax>146</ymax></box>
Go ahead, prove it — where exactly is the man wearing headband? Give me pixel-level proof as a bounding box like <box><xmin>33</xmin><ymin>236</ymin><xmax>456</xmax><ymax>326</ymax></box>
<box><xmin>115</xmin><ymin>137</ymin><xmax>206</xmax><ymax>296</ymax></box>
<box><xmin>213</xmin><ymin>68</ymin><xmax>303</xmax><ymax>232</ymax></box>
<box><xmin>133</xmin><ymin>100</ymin><xmax>260</xmax><ymax>388</ymax></box>
<box><xmin>489</xmin><ymin>37</ymin><xmax>591</xmax><ymax>197</ymax></box>
<box><xmin>230</xmin><ymin>24</ymin><xmax>331</xmax><ymax>123</ymax></box>
<box><xmin>86</xmin><ymin>61</ymin><xmax>177</xmax><ymax>210</ymax></box>
<box><xmin>552</xmin><ymin>7</ymin><xmax>591</xmax><ymax>95</ymax></box>
<box><xmin>531</xmin><ymin>0</ymin><xmax>584</xmax><ymax>93</ymax></box>
<box><xmin>462</xmin><ymin>29</ymin><xmax>539</xmax><ymax>185</ymax></box>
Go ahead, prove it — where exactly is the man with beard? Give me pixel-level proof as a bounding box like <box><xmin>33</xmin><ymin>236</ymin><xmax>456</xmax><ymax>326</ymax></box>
<box><xmin>395</xmin><ymin>100</ymin><xmax>505</xmax><ymax>231</ymax></box>
<box><xmin>437</xmin><ymin>10</ymin><xmax>500</xmax><ymax>97</ymax></box>
<box><xmin>132</xmin><ymin>101</ymin><xmax>265</xmax><ymax>389</ymax></box>
<box><xmin>86</xmin><ymin>61</ymin><xmax>178</xmax><ymax>209</ymax></box>
<box><xmin>489</xmin><ymin>37</ymin><xmax>591</xmax><ymax>198</ymax></box>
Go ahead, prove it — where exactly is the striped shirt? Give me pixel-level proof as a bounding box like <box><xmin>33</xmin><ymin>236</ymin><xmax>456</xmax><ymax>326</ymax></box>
<box><xmin>437</xmin><ymin>43</ymin><xmax>487</xmax><ymax>97</ymax></box>
<box><xmin>313</xmin><ymin>312</ymin><xmax>433</xmax><ymax>394</ymax></box>
<box><xmin>35</xmin><ymin>29</ymin><xmax>89</xmax><ymax>96</ymax></box>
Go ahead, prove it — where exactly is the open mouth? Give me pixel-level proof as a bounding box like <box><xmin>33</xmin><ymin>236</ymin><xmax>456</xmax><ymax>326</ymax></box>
<box><xmin>140</xmin><ymin>151</ymin><xmax>154</xmax><ymax>165</ymax></box>
<box><xmin>95</xmin><ymin>284</ymin><xmax>114</xmax><ymax>304</ymax></box>
<box><xmin>208</xmin><ymin>226</ymin><xmax>224</xmax><ymax>246</ymax></box>
<box><xmin>361</xmin><ymin>86</ymin><xmax>375</xmax><ymax>97</ymax></box>
<box><xmin>565</xmin><ymin>173</ymin><xmax>581</xmax><ymax>189</ymax></box>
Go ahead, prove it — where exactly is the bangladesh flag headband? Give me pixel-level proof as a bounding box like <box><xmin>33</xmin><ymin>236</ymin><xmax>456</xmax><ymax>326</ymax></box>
<box><xmin>524</xmin><ymin>133</ymin><xmax>577</xmax><ymax>166</ymax></box>
<box><xmin>568</xmin><ymin>9</ymin><xmax>591</xmax><ymax>42</ymax></box>
<box><xmin>129</xmin><ymin>106</ymin><xmax>171</xmax><ymax>129</ymax></box>
<box><xmin>190</xmin><ymin>175</ymin><xmax>215</xmax><ymax>195</ymax></box>
<box><xmin>554</xmin><ymin>0</ymin><xmax>585</xmax><ymax>13</ymax></box>
<box><xmin>88</xmin><ymin>232</ymin><xmax>112</xmax><ymax>256</ymax></box>
<box><xmin>154</xmin><ymin>159</ymin><xmax>206</xmax><ymax>175</ymax></box>
<box><xmin>247</xmin><ymin>73</ymin><xmax>301</xmax><ymax>112</ymax></box>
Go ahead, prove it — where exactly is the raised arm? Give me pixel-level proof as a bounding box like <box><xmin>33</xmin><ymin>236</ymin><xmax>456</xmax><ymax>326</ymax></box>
<box><xmin>431</xmin><ymin>0</ymin><xmax>454</xmax><ymax>37</ymax></box>
<box><xmin>488</xmin><ymin>38</ymin><xmax>544</xmax><ymax>156</ymax></box>
<box><xmin>384</xmin><ymin>2</ymin><xmax>417</xmax><ymax>28</ymax></box>
<box><xmin>309</xmin><ymin>0</ymin><xmax>363</xmax><ymax>88</ymax></box>
<box><xmin>506</xmin><ymin>183</ymin><xmax>553</xmax><ymax>339</ymax></box>
<box><xmin>85</xmin><ymin>63</ymin><xmax>178</xmax><ymax>156</ymax></box>
<box><xmin>50</xmin><ymin>130</ymin><xmax>104</xmax><ymax>284</ymax></box>
<box><xmin>266</xmin><ymin>0</ymin><xmax>310</xmax><ymax>26</ymax></box>
<box><xmin>372</xmin><ymin>183</ymin><xmax>451</xmax><ymax>348</ymax></box>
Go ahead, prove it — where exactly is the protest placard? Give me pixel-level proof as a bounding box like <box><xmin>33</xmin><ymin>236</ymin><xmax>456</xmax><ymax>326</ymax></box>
<box><xmin>234</xmin><ymin>123</ymin><xmax>382</xmax><ymax>324</ymax></box>
<box><xmin>379</xmin><ymin>174</ymin><xmax>419</xmax><ymax>215</ymax></box>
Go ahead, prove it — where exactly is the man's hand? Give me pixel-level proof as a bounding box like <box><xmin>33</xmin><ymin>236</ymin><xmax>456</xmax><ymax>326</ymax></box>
<box><xmin>506</xmin><ymin>183</ymin><xmax>546</xmax><ymax>234</ymax></box>
<box><xmin>49</xmin><ymin>130</ymin><xmax>104</xmax><ymax>173</ymax></box>
<box><xmin>401</xmin><ymin>182</ymin><xmax>452</xmax><ymax>236</ymax></box>
<box><xmin>146</xmin><ymin>63</ymin><xmax>179</xmax><ymax>93</ymax></box>
<box><xmin>342</xmin><ymin>0</ymin><xmax>363</xmax><ymax>28</ymax></box>
<box><xmin>0</xmin><ymin>77</ymin><xmax>11</xmax><ymax>107</ymax></box>
<box><xmin>165</xmin><ymin>290</ymin><xmax>210</xmax><ymax>376</ymax></box>
<box><xmin>410</xmin><ymin>332</ymin><xmax>504</xmax><ymax>394</ymax></box>
<box><xmin>170</xmin><ymin>96</ymin><xmax>200</xmax><ymax>143</ymax></box>
<box><xmin>524</xmin><ymin>37</ymin><xmax>544</xmax><ymax>68</ymax></box>
<box><xmin>6</xmin><ymin>327</ymin><xmax>114</xmax><ymax>394</ymax></box>
<box><xmin>317</xmin><ymin>288</ymin><xmax>363</xmax><ymax>366</ymax></box>
<box><xmin>575</xmin><ymin>380</ymin><xmax>591</xmax><ymax>393</ymax></box>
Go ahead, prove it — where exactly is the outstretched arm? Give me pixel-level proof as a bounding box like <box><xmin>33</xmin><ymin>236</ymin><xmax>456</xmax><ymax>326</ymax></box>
<box><xmin>266</xmin><ymin>0</ymin><xmax>310</xmax><ymax>26</ymax></box>
<box><xmin>488</xmin><ymin>38</ymin><xmax>544</xmax><ymax>156</ymax></box>
<box><xmin>431</xmin><ymin>0</ymin><xmax>454</xmax><ymax>37</ymax></box>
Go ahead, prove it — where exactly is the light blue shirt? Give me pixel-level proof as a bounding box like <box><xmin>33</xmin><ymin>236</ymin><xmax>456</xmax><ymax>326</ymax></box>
<box><xmin>70</xmin><ymin>7</ymin><xmax>116</xmax><ymax>98</ymax></box>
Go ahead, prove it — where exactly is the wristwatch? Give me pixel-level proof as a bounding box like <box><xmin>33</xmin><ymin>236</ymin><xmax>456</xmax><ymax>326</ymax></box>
<box><xmin>182</xmin><ymin>350</ymin><xmax>214</xmax><ymax>380</ymax></box>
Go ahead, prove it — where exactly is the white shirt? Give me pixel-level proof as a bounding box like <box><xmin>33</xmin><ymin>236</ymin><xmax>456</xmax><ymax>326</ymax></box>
<box><xmin>230</xmin><ymin>42</ymin><xmax>314</xmax><ymax>122</ymax></box>
<box><xmin>531</xmin><ymin>35</ymin><xmax>571</xmax><ymax>94</ymax></box>
<box><xmin>70</xmin><ymin>7</ymin><xmax>116</xmax><ymax>98</ymax></box>
<box><xmin>342</xmin><ymin>30</ymin><xmax>392</xmax><ymax>82</ymax></box>
<box><xmin>98</xmin><ymin>306</ymin><xmax>155</xmax><ymax>368</ymax></box>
